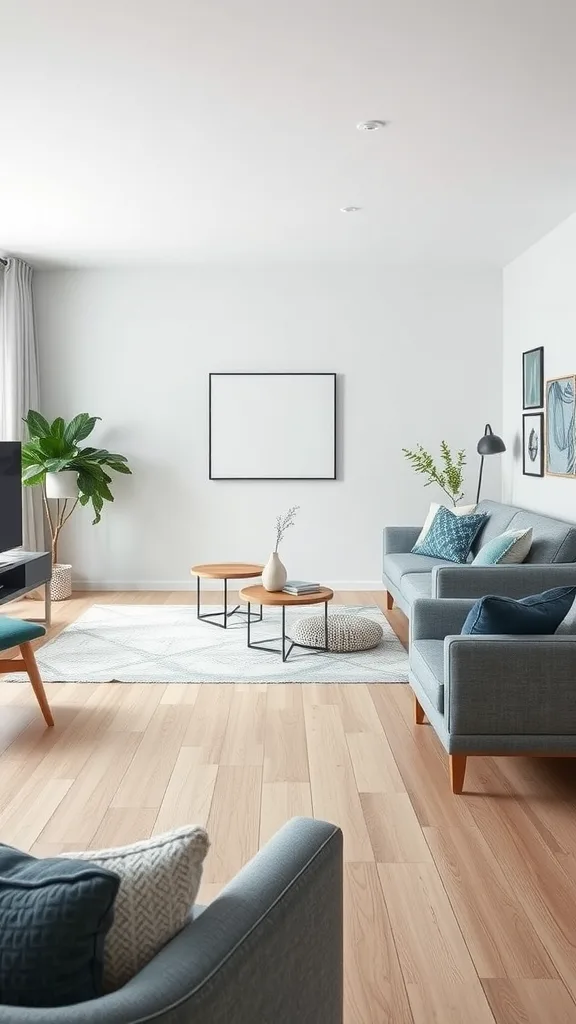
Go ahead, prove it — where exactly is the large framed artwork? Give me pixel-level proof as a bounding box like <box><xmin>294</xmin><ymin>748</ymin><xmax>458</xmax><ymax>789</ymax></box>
<box><xmin>522</xmin><ymin>413</ymin><xmax>544</xmax><ymax>477</ymax></box>
<box><xmin>523</xmin><ymin>346</ymin><xmax>544</xmax><ymax>409</ymax></box>
<box><xmin>209</xmin><ymin>372</ymin><xmax>337</xmax><ymax>480</ymax></box>
<box><xmin>545</xmin><ymin>375</ymin><xmax>576</xmax><ymax>477</ymax></box>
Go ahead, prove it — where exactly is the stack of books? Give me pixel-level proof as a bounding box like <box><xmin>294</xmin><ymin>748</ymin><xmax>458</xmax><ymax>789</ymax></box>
<box><xmin>283</xmin><ymin>580</ymin><xmax>321</xmax><ymax>596</ymax></box>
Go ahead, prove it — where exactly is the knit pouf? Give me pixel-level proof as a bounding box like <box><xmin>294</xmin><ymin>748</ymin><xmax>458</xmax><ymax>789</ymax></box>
<box><xmin>289</xmin><ymin>614</ymin><xmax>383</xmax><ymax>653</ymax></box>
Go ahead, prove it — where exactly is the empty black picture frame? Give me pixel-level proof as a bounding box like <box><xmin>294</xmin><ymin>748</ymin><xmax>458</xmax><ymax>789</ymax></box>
<box><xmin>522</xmin><ymin>346</ymin><xmax>544</xmax><ymax>410</ymax></box>
<box><xmin>523</xmin><ymin>412</ymin><xmax>544</xmax><ymax>476</ymax></box>
<box><xmin>209</xmin><ymin>372</ymin><xmax>337</xmax><ymax>480</ymax></box>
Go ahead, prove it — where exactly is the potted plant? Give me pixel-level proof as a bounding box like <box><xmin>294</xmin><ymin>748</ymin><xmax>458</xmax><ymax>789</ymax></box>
<box><xmin>22</xmin><ymin>411</ymin><xmax>131</xmax><ymax>600</ymax></box>
<box><xmin>402</xmin><ymin>441</ymin><xmax>466</xmax><ymax>506</ymax></box>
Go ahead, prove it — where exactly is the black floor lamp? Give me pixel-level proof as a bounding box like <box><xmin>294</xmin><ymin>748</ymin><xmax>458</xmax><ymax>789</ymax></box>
<box><xmin>476</xmin><ymin>424</ymin><xmax>506</xmax><ymax>503</ymax></box>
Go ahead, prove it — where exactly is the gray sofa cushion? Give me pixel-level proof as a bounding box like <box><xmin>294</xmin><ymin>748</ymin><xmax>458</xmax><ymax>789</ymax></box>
<box><xmin>507</xmin><ymin>510</ymin><xmax>576</xmax><ymax>563</ymax></box>
<box><xmin>401</xmin><ymin>573</ymin><xmax>433</xmax><ymax>606</ymax></box>
<box><xmin>409</xmin><ymin>640</ymin><xmax>444</xmax><ymax>713</ymax></box>
<box><xmin>383</xmin><ymin>553</ymin><xmax>453</xmax><ymax>589</ymax></box>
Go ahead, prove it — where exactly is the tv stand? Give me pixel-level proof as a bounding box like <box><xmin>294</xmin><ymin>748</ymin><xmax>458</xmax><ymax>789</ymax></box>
<box><xmin>0</xmin><ymin>551</ymin><xmax>52</xmax><ymax>626</ymax></box>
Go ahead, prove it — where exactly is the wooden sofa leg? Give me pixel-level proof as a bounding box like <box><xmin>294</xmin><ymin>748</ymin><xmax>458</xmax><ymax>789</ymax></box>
<box><xmin>449</xmin><ymin>754</ymin><xmax>467</xmax><ymax>794</ymax></box>
<box><xmin>414</xmin><ymin>695</ymin><xmax>425</xmax><ymax>725</ymax></box>
<box><xmin>385</xmin><ymin>591</ymin><xmax>394</xmax><ymax>610</ymax></box>
<box><xmin>20</xmin><ymin>642</ymin><xmax>54</xmax><ymax>727</ymax></box>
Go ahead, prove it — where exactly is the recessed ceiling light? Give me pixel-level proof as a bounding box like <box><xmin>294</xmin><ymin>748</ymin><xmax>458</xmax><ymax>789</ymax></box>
<box><xmin>340</xmin><ymin>206</ymin><xmax>361</xmax><ymax>213</ymax></box>
<box><xmin>356</xmin><ymin>120</ymin><xmax>388</xmax><ymax>131</ymax></box>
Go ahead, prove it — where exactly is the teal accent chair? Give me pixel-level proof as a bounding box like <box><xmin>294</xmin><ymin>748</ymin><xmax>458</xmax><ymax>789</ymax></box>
<box><xmin>0</xmin><ymin>617</ymin><xmax>54</xmax><ymax>726</ymax></box>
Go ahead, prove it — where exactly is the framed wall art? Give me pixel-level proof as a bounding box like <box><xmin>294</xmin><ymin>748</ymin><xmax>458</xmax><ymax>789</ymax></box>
<box><xmin>545</xmin><ymin>375</ymin><xmax>576</xmax><ymax>477</ymax></box>
<box><xmin>522</xmin><ymin>346</ymin><xmax>544</xmax><ymax>410</ymax></box>
<box><xmin>522</xmin><ymin>412</ymin><xmax>544</xmax><ymax>477</ymax></box>
<box><xmin>208</xmin><ymin>372</ymin><xmax>337</xmax><ymax>480</ymax></box>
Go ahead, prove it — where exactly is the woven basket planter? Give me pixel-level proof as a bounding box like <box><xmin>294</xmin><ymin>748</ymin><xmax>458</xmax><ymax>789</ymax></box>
<box><xmin>50</xmin><ymin>563</ymin><xmax>73</xmax><ymax>601</ymax></box>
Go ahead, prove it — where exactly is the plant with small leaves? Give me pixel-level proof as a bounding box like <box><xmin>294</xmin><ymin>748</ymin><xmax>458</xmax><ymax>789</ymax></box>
<box><xmin>402</xmin><ymin>441</ymin><xmax>466</xmax><ymax>506</ymax></box>
<box><xmin>21</xmin><ymin>411</ymin><xmax>131</xmax><ymax>564</ymax></box>
<box><xmin>274</xmin><ymin>506</ymin><xmax>300</xmax><ymax>551</ymax></box>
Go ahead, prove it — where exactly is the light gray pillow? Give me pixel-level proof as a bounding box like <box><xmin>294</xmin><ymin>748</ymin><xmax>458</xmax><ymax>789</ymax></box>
<box><xmin>63</xmin><ymin>825</ymin><xmax>209</xmax><ymax>990</ymax></box>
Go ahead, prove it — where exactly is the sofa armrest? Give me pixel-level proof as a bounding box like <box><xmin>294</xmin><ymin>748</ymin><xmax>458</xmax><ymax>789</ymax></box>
<box><xmin>4</xmin><ymin>818</ymin><xmax>343</xmax><ymax>1024</ymax></box>
<box><xmin>411</xmin><ymin>597</ymin><xmax>476</xmax><ymax>640</ymax></box>
<box><xmin>433</xmin><ymin>562</ymin><xmax>576</xmax><ymax>599</ymax></box>
<box><xmin>445</xmin><ymin>635</ymin><xmax>576</xmax><ymax>737</ymax></box>
<box><xmin>383</xmin><ymin>526</ymin><xmax>422</xmax><ymax>556</ymax></box>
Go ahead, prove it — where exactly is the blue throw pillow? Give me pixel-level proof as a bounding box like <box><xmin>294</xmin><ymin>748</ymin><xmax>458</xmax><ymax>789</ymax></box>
<box><xmin>461</xmin><ymin>586</ymin><xmax>576</xmax><ymax>636</ymax></box>
<box><xmin>412</xmin><ymin>506</ymin><xmax>487</xmax><ymax>563</ymax></box>
<box><xmin>0</xmin><ymin>844</ymin><xmax>119</xmax><ymax>1007</ymax></box>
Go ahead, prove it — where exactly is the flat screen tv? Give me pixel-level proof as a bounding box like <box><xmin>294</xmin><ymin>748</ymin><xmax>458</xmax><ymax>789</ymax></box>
<box><xmin>0</xmin><ymin>442</ymin><xmax>23</xmax><ymax>553</ymax></box>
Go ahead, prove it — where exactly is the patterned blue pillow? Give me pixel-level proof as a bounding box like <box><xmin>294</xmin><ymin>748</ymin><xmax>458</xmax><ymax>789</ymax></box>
<box><xmin>0</xmin><ymin>844</ymin><xmax>119</xmax><ymax>1007</ymax></box>
<box><xmin>412</xmin><ymin>506</ymin><xmax>488</xmax><ymax>563</ymax></box>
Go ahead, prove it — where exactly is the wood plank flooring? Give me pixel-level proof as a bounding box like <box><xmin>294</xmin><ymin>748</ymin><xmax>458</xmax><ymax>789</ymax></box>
<box><xmin>2</xmin><ymin>589</ymin><xmax>576</xmax><ymax>1023</ymax></box>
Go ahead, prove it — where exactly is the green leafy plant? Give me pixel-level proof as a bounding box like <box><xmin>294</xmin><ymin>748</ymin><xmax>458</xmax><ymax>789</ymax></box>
<box><xmin>402</xmin><ymin>441</ymin><xmax>466</xmax><ymax>506</ymax></box>
<box><xmin>22</xmin><ymin>411</ymin><xmax>131</xmax><ymax>563</ymax></box>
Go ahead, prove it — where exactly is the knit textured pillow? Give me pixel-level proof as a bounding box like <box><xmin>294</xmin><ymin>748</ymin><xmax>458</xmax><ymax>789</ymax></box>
<box><xmin>412</xmin><ymin>506</ymin><xmax>487</xmax><ymax>563</ymax></box>
<box><xmin>63</xmin><ymin>825</ymin><xmax>209</xmax><ymax>991</ymax></box>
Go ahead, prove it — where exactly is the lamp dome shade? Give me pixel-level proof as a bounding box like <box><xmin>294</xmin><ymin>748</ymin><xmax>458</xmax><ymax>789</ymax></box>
<box><xmin>477</xmin><ymin>427</ymin><xmax>506</xmax><ymax>456</ymax></box>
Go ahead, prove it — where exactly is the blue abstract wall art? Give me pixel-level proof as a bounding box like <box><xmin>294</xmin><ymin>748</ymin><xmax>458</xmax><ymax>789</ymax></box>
<box><xmin>546</xmin><ymin>375</ymin><xmax>576</xmax><ymax>477</ymax></box>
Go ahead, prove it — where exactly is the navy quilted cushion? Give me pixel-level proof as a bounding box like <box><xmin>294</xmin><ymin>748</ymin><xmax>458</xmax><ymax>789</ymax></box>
<box><xmin>0</xmin><ymin>844</ymin><xmax>119</xmax><ymax>1007</ymax></box>
<box><xmin>461</xmin><ymin>586</ymin><xmax>576</xmax><ymax>636</ymax></box>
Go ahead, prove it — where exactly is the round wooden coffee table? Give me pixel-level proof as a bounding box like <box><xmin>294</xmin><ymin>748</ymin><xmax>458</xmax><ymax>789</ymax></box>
<box><xmin>239</xmin><ymin>584</ymin><xmax>334</xmax><ymax>662</ymax></box>
<box><xmin>191</xmin><ymin>563</ymin><xmax>264</xmax><ymax>629</ymax></box>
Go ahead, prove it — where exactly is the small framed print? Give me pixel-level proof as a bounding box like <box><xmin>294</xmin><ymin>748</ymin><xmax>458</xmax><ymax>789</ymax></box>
<box><xmin>523</xmin><ymin>412</ymin><xmax>544</xmax><ymax>476</ymax></box>
<box><xmin>523</xmin><ymin>346</ymin><xmax>544</xmax><ymax>409</ymax></box>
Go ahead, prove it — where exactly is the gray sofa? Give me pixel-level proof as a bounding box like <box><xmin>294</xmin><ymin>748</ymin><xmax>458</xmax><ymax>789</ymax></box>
<box><xmin>4</xmin><ymin>818</ymin><xmax>343</xmax><ymax>1024</ymax></box>
<box><xmin>410</xmin><ymin>598</ymin><xmax>576</xmax><ymax>792</ymax></box>
<box><xmin>383</xmin><ymin>499</ymin><xmax>576</xmax><ymax>616</ymax></box>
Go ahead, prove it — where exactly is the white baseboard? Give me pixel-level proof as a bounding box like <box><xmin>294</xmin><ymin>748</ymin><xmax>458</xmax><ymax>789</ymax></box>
<box><xmin>73</xmin><ymin>579</ymin><xmax>386</xmax><ymax>592</ymax></box>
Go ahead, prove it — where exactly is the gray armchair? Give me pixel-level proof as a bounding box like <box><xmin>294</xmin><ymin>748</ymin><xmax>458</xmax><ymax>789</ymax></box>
<box><xmin>409</xmin><ymin>598</ymin><xmax>576</xmax><ymax>793</ymax></box>
<box><xmin>5</xmin><ymin>818</ymin><xmax>343</xmax><ymax>1024</ymax></box>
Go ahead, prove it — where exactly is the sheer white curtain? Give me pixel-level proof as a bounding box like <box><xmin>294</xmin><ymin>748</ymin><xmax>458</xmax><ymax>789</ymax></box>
<box><xmin>0</xmin><ymin>257</ymin><xmax>44</xmax><ymax>550</ymax></box>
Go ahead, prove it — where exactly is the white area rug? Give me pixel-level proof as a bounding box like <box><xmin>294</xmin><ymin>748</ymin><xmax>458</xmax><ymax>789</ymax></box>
<box><xmin>15</xmin><ymin>604</ymin><xmax>408</xmax><ymax>684</ymax></box>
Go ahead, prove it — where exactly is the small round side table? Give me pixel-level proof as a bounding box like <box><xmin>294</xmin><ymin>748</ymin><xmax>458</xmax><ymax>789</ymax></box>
<box><xmin>191</xmin><ymin>563</ymin><xmax>264</xmax><ymax>629</ymax></box>
<box><xmin>239</xmin><ymin>584</ymin><xmax>334</xmax><ymax>661</ymax></box>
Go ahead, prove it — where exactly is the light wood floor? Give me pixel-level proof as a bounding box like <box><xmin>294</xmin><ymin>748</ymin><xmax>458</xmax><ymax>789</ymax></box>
<box><xmin>2</xmin><ymin>590</ymin><xmax>576</xmax><ymax>1023</ymax></box>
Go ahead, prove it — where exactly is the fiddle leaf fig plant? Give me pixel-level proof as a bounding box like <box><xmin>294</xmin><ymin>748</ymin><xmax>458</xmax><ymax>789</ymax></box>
<box><xmin>22</xmin><ymin>411</ymin><xmax>131</xmax><ymax>563</ymax></box>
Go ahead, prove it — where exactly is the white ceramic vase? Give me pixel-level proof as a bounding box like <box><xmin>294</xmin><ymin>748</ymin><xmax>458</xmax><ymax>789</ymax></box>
<box><xmin>262</xmin><ymin>551</ymin><xmax>287</xmax><ymax>592</ymax></box>
<box><xmin>45</xmin><ymin>471</ymin><xmax>79</xmax><ymax>500</ymax></box>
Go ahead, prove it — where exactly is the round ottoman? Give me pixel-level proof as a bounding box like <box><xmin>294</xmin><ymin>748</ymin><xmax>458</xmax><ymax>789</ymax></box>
<box><xmin>289</xmin><ymin>613</ymin><xmax>383</xmax><ymax>653</ymax></box>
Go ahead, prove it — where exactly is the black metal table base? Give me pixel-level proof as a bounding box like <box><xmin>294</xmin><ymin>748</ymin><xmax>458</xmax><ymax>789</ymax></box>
<box><xmin>197</xmin><ymin>576</ymin><xmax>262</xmax><ymax>629</ymax></box>
<box><xmin>247</xmin><ymin>600</ymin><xmax>329</xmax><ymax>662</ymax></box>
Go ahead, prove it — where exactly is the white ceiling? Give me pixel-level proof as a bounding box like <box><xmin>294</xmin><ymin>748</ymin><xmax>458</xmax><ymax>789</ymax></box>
<box><xmin>2</xmin><ymin>0</ymin><xmax>576</xmax><ymax>266</ymax></box>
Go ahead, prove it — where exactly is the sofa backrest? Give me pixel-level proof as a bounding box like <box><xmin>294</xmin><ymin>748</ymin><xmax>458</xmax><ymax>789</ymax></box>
<box><xmin>474</xmin><ymin>499</ymin><xmax>576</xmax><ymax>563</ymax></box>
<box><xmin>472</xmin><ymin>500</ymin><xmax>517</xmax><ymax>551</ymax></box>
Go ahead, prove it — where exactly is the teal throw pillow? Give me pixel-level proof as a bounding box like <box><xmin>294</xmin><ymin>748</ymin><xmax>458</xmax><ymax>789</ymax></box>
<box><xmin>461</xmin><ymin>586</ymin><xmax>576</xmax><ymax>636</ymax></box>
<box><xmin>472</xmin><ymin>528</ymin><xmax>532</xmax><ymax>566</ymax></box>
<box><xmin>0</xmin><ymin>844</ymin><xmax>119</xmax><ymax>1007</ymax></box>
<box><xmin>412</xmin><ymin>506</ymin><xmax>487</xmax><ymax>563</ymax></box>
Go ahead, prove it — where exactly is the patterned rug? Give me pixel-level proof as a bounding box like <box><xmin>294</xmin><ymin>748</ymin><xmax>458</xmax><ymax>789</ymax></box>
<box><xmin>14</xmin><ymin>604</ymin><xmax>408</xmax><ymax>684</ymax></box>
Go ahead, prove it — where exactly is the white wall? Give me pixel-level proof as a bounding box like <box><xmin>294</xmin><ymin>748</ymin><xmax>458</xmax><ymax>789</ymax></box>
<box><xmin>34</xmin><ymin>265</ymin><xmax>502</xmax><ymax>588</ymax></box>
<box><xmin>503</xmin><ymin>212</ymin><xmax>576</xmax><ymax>520</ymax></box>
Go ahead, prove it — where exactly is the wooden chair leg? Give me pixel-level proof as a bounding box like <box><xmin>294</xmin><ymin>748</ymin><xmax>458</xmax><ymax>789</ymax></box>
<box><xmin>19</xmin><ymin>642</ymin><xmax>54</xmax><ymax>727</ymax></box>
<box><xmin>385</xmin><ymin>591</ymin><xmax>394</xmax><ymax>610</ymax></box>
<box><xmin>414</xmin><ymin>694</ymin><xmax>425</xmax><ymax>725</ymax></box>
<box><xmin>449</xmin><ymin>754</ymin><xmax>467</xmax><ymax>794</ymax></box>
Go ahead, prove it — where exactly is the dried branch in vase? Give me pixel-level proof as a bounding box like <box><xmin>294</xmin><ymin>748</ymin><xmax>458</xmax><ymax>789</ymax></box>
<box><xmin>274</xmin><ymin>505</ymin><xmax>300</xmax><ymax>551</ymax></box>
